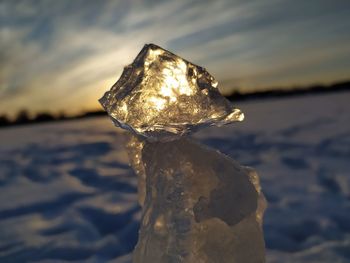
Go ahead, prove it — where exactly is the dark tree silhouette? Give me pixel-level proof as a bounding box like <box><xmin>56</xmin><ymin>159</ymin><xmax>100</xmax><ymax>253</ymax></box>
<box><xmin>57</xmin><ymin>111</ymin><xmax>66</xmax><ymax>120</ymax></box>
<box><xmin>15</xmin><ymin>110</ymin><xmax>31</xmax><ymax>125</ymax></box>
<box><xmin>34</xmin><ymin>112</ymin><xmax>55</xmax><ymax>123</ymax></box>
<box><xmin>0</xmin><ymin>115</ymin><xmax>10</xmax><ymax>127</ymax></box>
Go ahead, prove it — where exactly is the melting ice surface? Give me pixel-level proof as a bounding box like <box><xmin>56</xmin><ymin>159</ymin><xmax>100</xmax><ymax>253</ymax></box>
<box><xmin>99</xmin><ymin>44</ymin><xmax>244</xmax><ymax>140</ymax></box>
<box><xmin>99</xmin><ymin>44</ymin><xmax>266</xmax><ymax>262</ymax></box>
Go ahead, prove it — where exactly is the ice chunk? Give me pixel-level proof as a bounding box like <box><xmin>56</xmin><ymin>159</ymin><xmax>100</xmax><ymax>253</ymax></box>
<box><xmin>100</xmin><ymin>43</ymin><xmax>266</xmax><ymax>262</ymax></box>
<box><xmin>99</xmin><ymin>44</ymin><xmax>244</xmax><ymax>141</ymax></box>
<box><xmin>130</xmin><ymin>138</ymin><xmax>266</xmax><ymax>263</ymax></box>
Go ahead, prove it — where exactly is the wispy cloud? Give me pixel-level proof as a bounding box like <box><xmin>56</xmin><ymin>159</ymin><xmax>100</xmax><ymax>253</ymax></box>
<box><xmin>1</xmin><ymin>0</ymin><xmax>349</xmax><ymax>116</ymax></box>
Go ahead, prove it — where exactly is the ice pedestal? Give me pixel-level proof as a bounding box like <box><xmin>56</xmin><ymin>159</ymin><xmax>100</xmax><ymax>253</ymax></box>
<box><xmin>127</xmin><ymin>136</ymin><xmax>266</xmax><ymax>263</ymax></box>
<box><xmin>99</xmin><ymin>43</ymin><xmax>266</xmax><ymax>262</ymax></box>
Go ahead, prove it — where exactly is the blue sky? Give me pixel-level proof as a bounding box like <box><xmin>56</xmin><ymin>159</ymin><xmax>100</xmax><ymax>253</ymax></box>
<box><xmin>1</xmin><ymin>0</ymin><xmax>350</xmax><ymax>116</ymax></box>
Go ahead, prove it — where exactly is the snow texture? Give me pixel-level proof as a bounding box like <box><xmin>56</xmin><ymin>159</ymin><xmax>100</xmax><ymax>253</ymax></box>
<box><xmin>0</xmin><ymin>91</ymin><xmax>350</xmax><ymax>262</ymax></box>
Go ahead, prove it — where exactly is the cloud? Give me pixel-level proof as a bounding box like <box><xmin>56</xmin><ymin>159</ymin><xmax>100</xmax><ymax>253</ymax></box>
<box><xmin>0</xmin><ymin>0</ymin><xmax>350</xmax><ymax>116</ymax></box>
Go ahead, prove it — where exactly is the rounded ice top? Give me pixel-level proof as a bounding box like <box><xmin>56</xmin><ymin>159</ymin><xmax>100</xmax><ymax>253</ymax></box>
<box><xmin>99</xmin><ymin>43</ymin><xmax>244</xmax><ymax>141</ymax></box>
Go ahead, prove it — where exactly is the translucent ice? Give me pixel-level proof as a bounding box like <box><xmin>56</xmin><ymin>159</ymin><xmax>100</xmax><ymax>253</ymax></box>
<box><xmin>125</xmin><ymin>134</ymin><xmax>147</xmax><ymax>206</ymax></box>
<box><xmin>99</xmin><ymin>44</ymin><xmax>266</xmax><ymax>263</ymax></box>
<box><xmin>128</xmin><ymin>138</ymin><xmax>266</xmax><ymax>263</ymax></box>
<box><xmin>99</xmin><ymin>44</ymin><xmax>243</xmax><ymax>140</ymax></box>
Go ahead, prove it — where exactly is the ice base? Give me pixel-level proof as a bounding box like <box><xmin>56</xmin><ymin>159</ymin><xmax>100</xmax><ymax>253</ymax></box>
<box><xmin>127</xmin><ymin>137</ymin><xmax>266</xmax><ymax>263</ymax></box>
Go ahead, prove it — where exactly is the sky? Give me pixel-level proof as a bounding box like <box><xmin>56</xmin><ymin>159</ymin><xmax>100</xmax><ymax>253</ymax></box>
<box><xmin>1</xmin><ymin>0</ymin><xmax>350</xmax><ymax>117</ymax></box>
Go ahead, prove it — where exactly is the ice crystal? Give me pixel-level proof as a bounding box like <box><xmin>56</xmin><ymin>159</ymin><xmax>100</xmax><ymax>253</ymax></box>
<box><xmin>99</xmin><ymin>44</ymin><xmax>243</xmax><ymax>140</ymax></box>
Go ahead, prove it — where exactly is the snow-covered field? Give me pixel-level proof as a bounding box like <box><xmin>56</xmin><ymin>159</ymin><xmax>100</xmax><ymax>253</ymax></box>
<box><xmin>0</xmin><ymin>91</ymin><xmax>349</xmax><ymax>263</ymax></box>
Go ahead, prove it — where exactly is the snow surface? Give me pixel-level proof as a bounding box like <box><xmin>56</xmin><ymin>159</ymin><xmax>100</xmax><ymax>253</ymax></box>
<box><xmin>0</xmin><ymin>91</ymin><xmax>349</xmax><ymax>263</ymax></box>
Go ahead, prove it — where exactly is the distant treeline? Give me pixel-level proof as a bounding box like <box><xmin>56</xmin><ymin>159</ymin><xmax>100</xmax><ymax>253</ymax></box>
<box><xmin>0</xmin><ymin>80</ymin><xmax>349</xmax><ymax>128</ymax></box>
<box><xmin>0</xmin><ymin>110</ymin><xmax>106</xmax><ymax>128</ymax></box>
<box><xmin>227</xmin><ymin>80</ymin><xmax>349</xmax><ymax>101</ymax></box>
